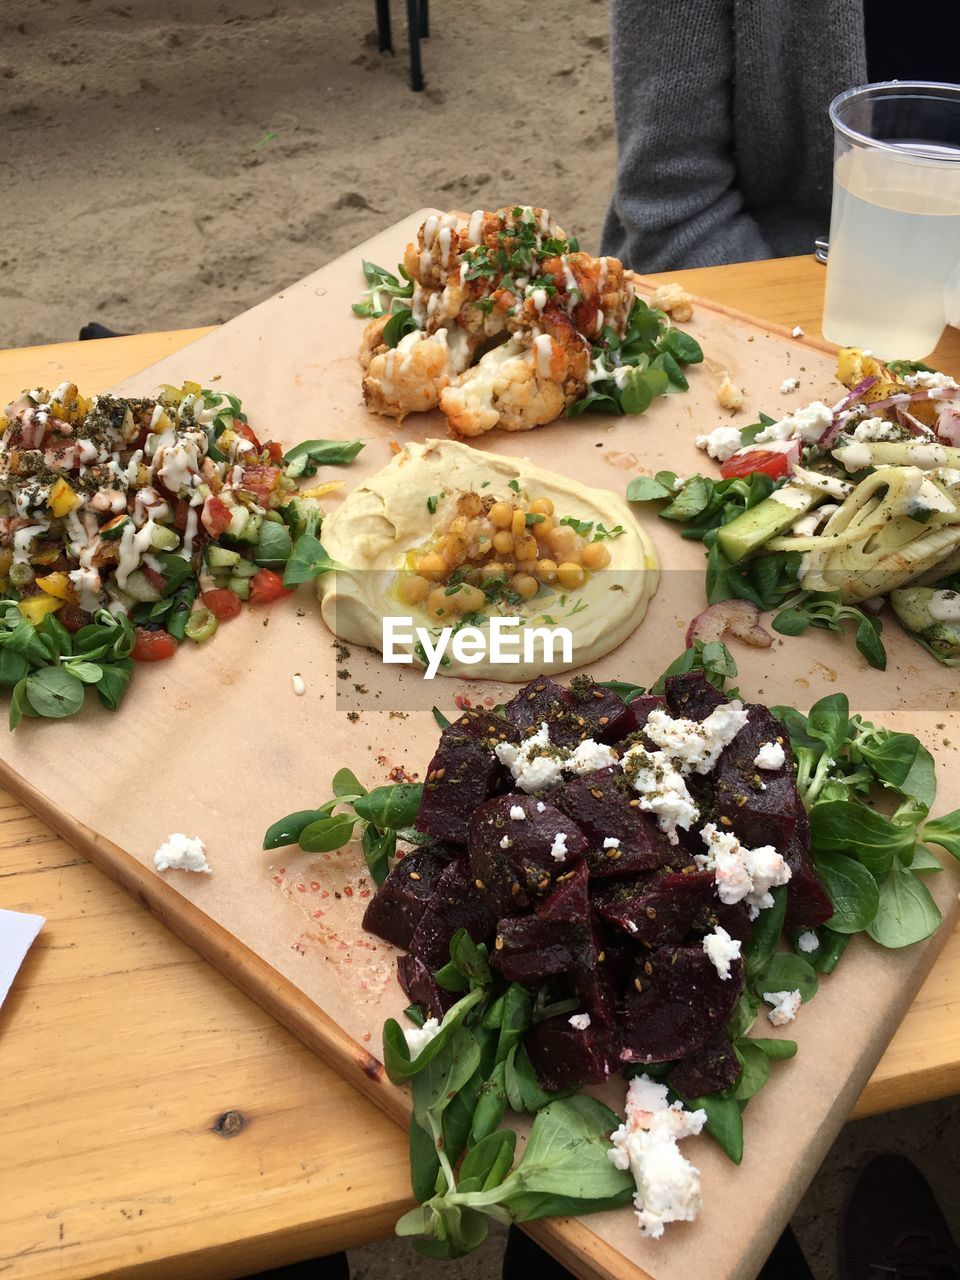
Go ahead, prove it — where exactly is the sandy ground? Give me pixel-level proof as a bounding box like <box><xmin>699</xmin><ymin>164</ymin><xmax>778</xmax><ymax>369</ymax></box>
<box><xmin>2</xmin><ymin>0</ymin><xmax>614</xmax><ymax>349</ymax></box>
<box><xmin>5</xmin><ymin>1</ymin><xmax>959</xmax><ymax>1276</ymax></box>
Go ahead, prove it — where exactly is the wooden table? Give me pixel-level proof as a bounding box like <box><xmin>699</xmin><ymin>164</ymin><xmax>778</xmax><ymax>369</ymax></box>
<box><xmin>1</xmin><ymin>257</ymin><xmax>959</xmax><ymax>1280</ymax></box>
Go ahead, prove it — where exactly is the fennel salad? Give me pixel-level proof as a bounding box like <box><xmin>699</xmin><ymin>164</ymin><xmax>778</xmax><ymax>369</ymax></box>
<box><xmin>628</xmin><ymin>349</ymin><xmax>960</xmax><ymax>669</ymax></box>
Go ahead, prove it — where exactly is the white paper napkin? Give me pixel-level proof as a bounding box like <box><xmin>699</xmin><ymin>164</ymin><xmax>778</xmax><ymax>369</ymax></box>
<box><xmin>0</xmin><ymin>908</ymin><xmax>45</xmax><ymax>1009</ymax></box>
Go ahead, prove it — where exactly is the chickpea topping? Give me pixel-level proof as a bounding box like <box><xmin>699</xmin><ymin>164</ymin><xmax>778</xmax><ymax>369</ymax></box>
<box><xmin>511</xmin><ymin>573</ymin><xmax>539</xmax><ymax>600</ymax></box>
<box><xmin>557</xmin><ymin>562</ymin><xmax>586</xmax><ymax>589</ymax></box>
<box><xmin>398</xmin><ymin>573</ymin><xmax>431</xmax><ymax>605</ymax></box>
<box><xmin>582</xmin><ymin>541</ymin><xmax>611</xmax><ymax>571</ymax></box>
<box><xmin>402</xmin><ymin>487</ymin><xmax>613</xmax><ymax>618</ymax></box>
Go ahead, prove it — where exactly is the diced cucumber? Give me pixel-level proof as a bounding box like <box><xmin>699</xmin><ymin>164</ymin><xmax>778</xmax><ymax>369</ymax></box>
<box><xmin>100</xmin><ymin>514</ymin><xmax>131</xmax><ymax>542</ymax></box>
<box><xmin>225</xmin><ymin>505</ymin><xmax>249</xmax><ymax>541</ymax></box>
<box><xmin>238</xmin><ymin>513</ymin><xmax>263</xmax><ymax>544</ymax></box>
<box><xmin>229</xmin><ymin>558</ymin><xmax>259</xmax><ymax>579</ymax></box>
<box><xmin>149</xmin><ymin>524</ymin><xmax>181</xmax><ymax>552</ymax></box>
<box><xmin>717</xmin><ymin>488</ymin><xmax>820</xmax><ymax>564</ymax></box>
<box><xmin>207</xmin><ymin>545</ymin><xmax>241</xmax><ymax>569</ymax></box>
<box><xmin>228</xmin><ymin>576</ymin><xmax>251</xmax><ymax>600</ymax></box>
<box><xmin>120</xmin><ymin>570</ymin><xmax>163</xmax><ymax>603</ymax></box>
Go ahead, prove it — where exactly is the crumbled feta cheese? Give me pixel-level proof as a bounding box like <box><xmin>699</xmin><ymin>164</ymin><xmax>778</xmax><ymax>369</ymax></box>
<box><xmin>509</xmin><ymin>804</ymin><xmax>527</xmax><ymax>821</ymax></box>
<box><xmin>849</xmin><ymin>416</ymin><xmax>903</xmax><ymax>443</ymax></box>
<box><xmin>695</xmin><ymin>425</ymin><xmax>743</xmax><ymax>462</ymax></box>
<box><xmin>626</xmin><ymin>920</ymin><xmax>639</xmax><ymax>933</ymax></box>
<box><xmin>763</xmin><ymin>989</ymin><xmax>802</xmax><ymax>1026</ymax></box>
<box><xmin>791</xmin><ymin>325</ymin><xmax>804</xmax><ymax>338</ymax></box>
<box><xmin>404</xmin><ymin>1017</ymin><xmax>441</xmax><ymax>1056</ymax></box>
<box><xmin>702</xmin><ymin>925</ymin><xmax>742</xmax><ymax>980</ymax></box>
<box><xmin>153</xmin><ymin>833</ymin><xmax>210</xmax><ymax>873</ymax></box>
<box><xmin>929</xmin><ymin>589</ymin><xmax>960</xmax><ymax>622</ymax></box>
<box><xmin>536</xmin><ymin>801</ymin><xmax>546</xmax><ymax>812</ymax></box>
<box><xmin>568</xmin><ymin>1013</ymin><xmax>592</xmax><ymax>1030</ymax></box>
<box><xmin>756</xmin><ymin>399</ymin><xmax>833</xmax><ymax>445</ymax></box>
<box><xmin>650</xmin><ymin>282</ymin><xmax>693</xmax><ymax>322</ymax></box>
<box><xmin>754</xmin><ymin>741</ymin><xmax>786</xmax><ymax>770</ymax></box>
<box><xmin>291</xmin><ymin>673</ymin><xmax>306</xmax><ymax>696</ymax></box>
<box><xmin>608</xmin><ymin>1075</ymin><xmax>707</xmax><ymax>1239</ymax></box>
<box><xmin>496</xmin><ymin>725</ymin><xmax>617</xmax><ymax>793</ymax></box>
<box><xmin>903</xmin><ymin>370</ymin><xmax>959</xmax><ymax>390</ymax></box>
<box><xmin>621</xmin><ymin>745</ymin><xmax>699</xmax><ymax>844</ymax></box>
<box><xmin>797</xmin><ymin>930</ymin><xmax>819</xmax><ymax>954</ymax></box>
<box><xmin>717</xmin><ymin>373</ymin><xmax>745</xmax><ymax>412</ymax></box>
<box><xmin>603</xmin><ymin>836</ymin><xmax>621</xmax><ymax>849</ymax></box>
<box><xmin>780</xmin><ymin>377</ymin><xmax>800</xmax><ymax>393</ymax></box>
<box><xmin>495</xmin><ymin>725</ymin><xmax>566</xmax><ymax>793</ymax></box>
<box><xmin>565</xmin><ymin>738</ymin><xmax>619</xmax><ymax>775</ymax></box>
<box><xmin>644</xmin><ymin>702</ymin><xmax>749</xmax><ymax>775</ymax></box>
<box><xmin>499</xmin><ymin>835</ymin><xmax>512</xmax><ymax>850</ymax></box>
<box><xmin>550</xmin><ymin>831</ymin><xmax>568</xmax><ymax>862</ymax></box>
<box><xmin>696</xmin><ymin>823</ymin><xmax>791</xmax><ymax>910</ymax></box>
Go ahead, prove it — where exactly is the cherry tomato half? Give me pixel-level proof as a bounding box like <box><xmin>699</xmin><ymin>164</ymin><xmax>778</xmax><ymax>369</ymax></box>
<box><xmin>235</xmin><ymin>421</ymin><xmax>263</xmax><ymax>452</ymax></box>
<box><xmin>201</xmin><ymin>494</ymin><xmax>232</xmax><ymax>537</ymax></box>
<box><xmin>249</xmin><ymin>569</ymin><xmax>294</xmax><ymax>605</ymax></box>
<box><xmin>201</xmin><ymin>588</ymin><xmax>243</xmax><ymax>621</ymax></box>
<box><xmin>720</xmin><ymin>446</ymin><xmax>797</xmax><ymax>481</ymax></box>
<box><xmin>242</xmin><ymin>465</ymin><xmax>281</xmax><ymax>506</ymax></box>
<box><xmin>131</xmin><ymin>628</ymin><xmax>178</xmax><ymax>662</ymax></box>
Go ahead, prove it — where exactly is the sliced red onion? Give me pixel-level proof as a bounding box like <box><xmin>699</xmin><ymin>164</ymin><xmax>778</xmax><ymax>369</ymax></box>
<box><xmin>937</xmin><ymin>406</ymin><xmax>960</xmax><ymax>447</ymax></box>
<box><xmin>686</xmin><ymin>600</ymin><xmax>773</xmax><ymax>650</ymax></box>
<box><xmin>862</xmin><ymin>385</ymin><xmax>960</xmax><ymax>415</ymax></box>
<box><xmin>894</xmin><ymin>405</ymin><xmax>930</xmax><ymax>437</ymax></box>
<box><xmin>819</xmin><ymin>375</ymin><xmax>879</xmax><ymax>446</ymax></box>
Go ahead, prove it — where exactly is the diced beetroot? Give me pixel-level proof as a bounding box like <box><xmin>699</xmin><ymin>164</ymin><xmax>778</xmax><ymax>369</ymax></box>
<box><xmin>664</xmin><ymin>671</ymin><xmax>725</xmax><ymax>721</ymax></box>
<box><xmin>628</xmin><ymin>694</ymin><xmax>667</xmax><ymax>731</ymax></box>
<box><xmin>669</xmin><ymin>1035</ymin><xmax>741</xmax><ymax>1098</ymax></box>
<box><xmin>361</xmin><ymin>844</ymin><xmax>454</xmax><ymax>949</ymax></box>
<box><xmin>468</xmin><ymin>794</ymin><xmax>587</xmax><ymax>914</ymax></box>
<box><xmin>397</xmin><ymin>953</ymin><xmax>457</xmax><ymax>1018</ymax></box>
<box><xmin>620</xmin><ymin>945</ymin><xmax>744</xmax><ymax>1063</ymax></box>
<box><xmin>524</xmin><ymin>1014</ymin><xmax>618</xmax><ymax>1091</ymax></box>
<box><xmin>594</xmin><ymin>869</ymin><xmax>752</xmax><ymax>945</ymax></box>
<box><xmin>492</xmin><ymin>914</ymin><xmax>595</xmax><ymax>984</ymax></box>
<box><xmin>415</xmin><ymin>711</ymin><xmax>518</xmax><ymax>845</ymax></box>
<box><xmin>783</xmin><ymin>804</ymin><xmax>833</xmax><ymax>929</ymax></box>
<box><xmin>550</xmin><ymin>766</ymin><xmax>674</xmax><ymax>877</ymax></box>
<box><xmin>536</xmin><ymin>861</ymin><xmax>590</xmax><ymax>922</ymax></box>
<box><xmin>574</xmin><ymin>960</ymin><xmax>620</xmax><ymax>1034</ymax></box>
<box><xmin>714</xmin><ymin>704</ymin><xmax>800</xmax><ymax>849</ymax></box>
<box><xmin>503</xmin><ymin>676</ymin><xmax>577</xmax><ymax>743</ymax></box>
<box><xmin>407</xmin><ymin>857</ymin><xmax>497</xmax><ymax>970</ymax></box>
<box><xmin>565</xmin><ymin>675</ymin><xmax>639</xmax><ymax>743</ymax></box>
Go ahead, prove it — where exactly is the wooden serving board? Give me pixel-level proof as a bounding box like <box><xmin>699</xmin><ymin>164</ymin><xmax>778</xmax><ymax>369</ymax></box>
<box><xmin>3</xmin><ymin>212</ymin><xmax>959</xmax><ymax>1280</ymax></box>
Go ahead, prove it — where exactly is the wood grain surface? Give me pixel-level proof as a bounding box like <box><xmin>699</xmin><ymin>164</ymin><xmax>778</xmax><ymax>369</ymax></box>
<box><xmin>1</xmin><ymin>255</ymin><xmax>958</xmax><ymax>1280</ymax></box>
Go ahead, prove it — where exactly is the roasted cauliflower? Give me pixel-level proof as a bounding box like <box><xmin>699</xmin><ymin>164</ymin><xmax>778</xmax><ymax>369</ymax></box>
<box><xmin>358</xmin><ymin>206</ymin><xmax>638</xmax><ymax>437</ymax></box>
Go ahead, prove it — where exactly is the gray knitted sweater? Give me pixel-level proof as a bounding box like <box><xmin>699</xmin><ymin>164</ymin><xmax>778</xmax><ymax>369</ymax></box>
<box><xmin>601</xmin><ymin>0</ymin><xmax>867</xmax><ymax>269</ymax></box>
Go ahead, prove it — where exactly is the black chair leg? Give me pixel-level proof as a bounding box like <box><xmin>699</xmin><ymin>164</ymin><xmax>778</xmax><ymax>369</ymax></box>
<box><xmin>419</xmin><ymin>0</ymin><xmax>429</xmax><ymax>38</ymax></box>
<box><xmin>375</xmin><ymin>0</ymin><xmax>393</xmax><ymax>53</ymax></box>
<box><xmin>406</xmin><ymin>0</ymin><xmax>424</xmax><ymax>89</ymax></box>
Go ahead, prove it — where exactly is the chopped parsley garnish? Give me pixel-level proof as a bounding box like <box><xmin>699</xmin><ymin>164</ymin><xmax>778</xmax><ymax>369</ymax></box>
<box><xmin>426</xmin><ymin>495</ymin><xmax>438</xmax><ymax>515</ymax></box>
<box><xmin>507</xmin><ymin>479</ymin><xmax>521</xmax><ymax>493</ymax></box>
<box><xmin>559</xmin><ymin>516</ymin><xmax>594</xmax><ymax>537</ymax></box>
<box><xmin>525</xmin><ymin>512</ymin><xmax>546</xmax><ymax>525</ymax></box>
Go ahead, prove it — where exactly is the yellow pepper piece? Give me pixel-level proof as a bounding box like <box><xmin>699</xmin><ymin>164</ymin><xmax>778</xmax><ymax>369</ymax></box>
<box><xmin>36</xmin><ymin>571</ymin><xmax>76</xmax><ymax>602</ymax></box>
<box><xmin>49</xmin><ymin>477</ymin><xmax>79</xmax><ymax>517</ymax></box>
<box><xmin>299</xmin><ymin>481</ymin><xmax>345</xmax><ymax>499</ymax></box>
<box><xmin>182</xmin><ymin>380</ymin><xmax>202</xmax><ymax>397</ymax></box>
<box><xmin>19</xmin><ymin>596</ymin><xmax>64</xmax><ymax>625</ymax></box>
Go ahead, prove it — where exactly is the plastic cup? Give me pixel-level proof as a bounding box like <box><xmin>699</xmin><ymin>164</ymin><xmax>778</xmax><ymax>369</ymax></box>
<box><xmin>822</xmin><ymin>81</ymin><xmax>960</xmax><ymax>360</ymax></box>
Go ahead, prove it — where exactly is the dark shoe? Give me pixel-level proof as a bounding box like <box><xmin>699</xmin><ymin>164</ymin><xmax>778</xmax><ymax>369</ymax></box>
<box><xmin>503</xmin><ymin>1225</ymin><xmax>576</xmax><ymax>1279</ymax></box>
<box><xmin>841</xmin><ymin>1154</ymin><xmax>960</xmax><ymax>1280</ymax></box>
<box><xmin>759</xmin><ymin>1226</ymin><xmax>814</xmax><ymax>1280</ymax></box>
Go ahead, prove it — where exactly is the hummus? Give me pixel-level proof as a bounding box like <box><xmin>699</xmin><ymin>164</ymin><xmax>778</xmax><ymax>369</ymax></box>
<box><xmin>318</xmin><ymin>439</ymin><xmax>659</xmax><ymax>679</ymax></box>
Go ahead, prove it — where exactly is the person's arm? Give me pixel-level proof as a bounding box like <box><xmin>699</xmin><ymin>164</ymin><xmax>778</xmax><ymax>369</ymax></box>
<box><xmin>601</xmin><ymin>0</ymin><xmax>772</xmax><ymax>270</ymax></box>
